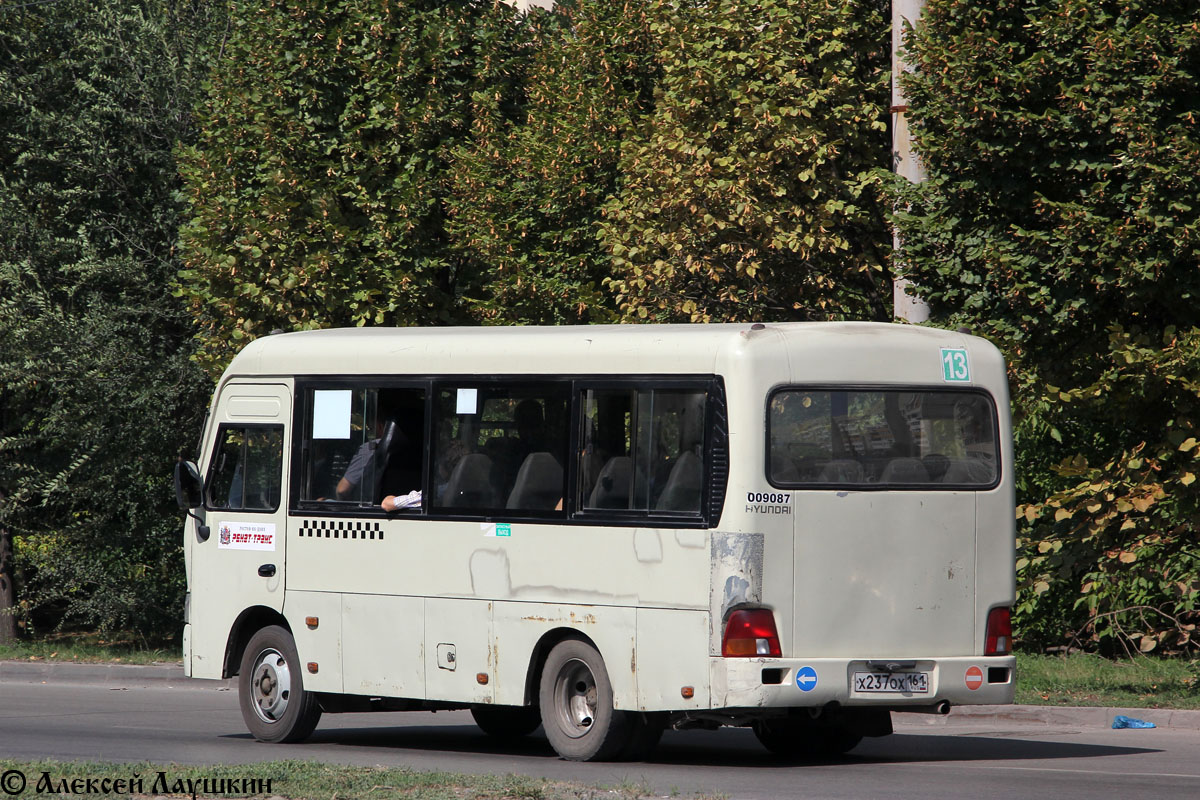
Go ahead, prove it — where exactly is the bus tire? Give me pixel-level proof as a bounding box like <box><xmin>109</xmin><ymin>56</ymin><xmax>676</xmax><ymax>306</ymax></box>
<box><xmin>538</xmin><ymin>639</ymin><xmax>632</xmax><ymax>761</ymax></box>
<box><xmin>470</xmin><ymin>704</ymin><xmax>542</xmax><ymax>738</ymax></box>
<box><xmin>238</xmin><ymin>625</ymin><xmax>322</xmax><ymax>743</ymax></box>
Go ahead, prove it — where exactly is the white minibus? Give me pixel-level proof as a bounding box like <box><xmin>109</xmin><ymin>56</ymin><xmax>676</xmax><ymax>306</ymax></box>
<box><xmin>174</xmin><ymin>322</ymin><xmax>1015</xmax><ymax>761</ymax></box>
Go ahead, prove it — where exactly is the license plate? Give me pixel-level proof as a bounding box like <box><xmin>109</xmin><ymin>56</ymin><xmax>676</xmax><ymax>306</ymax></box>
<box><xmin>853</xmin><ymin>671</ymin><xmax>930</xmax><ymax>694</ymax></box>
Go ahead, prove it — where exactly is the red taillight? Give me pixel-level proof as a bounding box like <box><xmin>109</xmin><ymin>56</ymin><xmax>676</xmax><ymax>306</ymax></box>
<box><xmin>722</xmin><ymin>608</ymin><xmax>782</xmax><ymax>657</ymax></box>
<box><xmin>985</xmin><ymin>607</ymin><xmax>1012</xmax><ymax>656</ymax></box>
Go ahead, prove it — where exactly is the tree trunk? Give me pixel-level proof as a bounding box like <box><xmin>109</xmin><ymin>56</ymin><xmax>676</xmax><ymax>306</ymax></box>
<box><xmin>0</xmin><ymin>524</ymin><xmax>15</xmax><ymax>645</ymax></box>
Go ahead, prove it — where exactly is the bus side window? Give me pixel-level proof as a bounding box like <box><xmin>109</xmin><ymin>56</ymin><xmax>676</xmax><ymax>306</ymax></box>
<box><xmin>648</xmin><ymin>391</ymin><xmax>706</xmax><ymax>512</ymax></box>
<box><xmin>373</xmin><ymin>388</ymin><xmax>426</xmax><ymax>505</ymax></box>
<box><xmin>298</xmin><ymin>387</ymin><xmax>425</xmax><ymax>510</ymax></box>
<box><xmin>431</xmin><ymin>384</ymin><xmax>569</xmax><ymax>514</ymax></box>
<box><xmin>579</xmin><ymin>389</ymin><xmax>634</xmax><ymax>509</ymax></box>
<box><xmin>579</xmin><ymin>387</ymin><xmax>706</xmax><ymax>515</ymax></box>
<box><xmin>205</xmin><ymin>425</ymin><xmax>283</xmax><ymax>512</ymax></box>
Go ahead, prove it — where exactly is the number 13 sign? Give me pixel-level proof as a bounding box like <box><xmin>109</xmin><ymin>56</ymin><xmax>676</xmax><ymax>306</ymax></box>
<box><xmin>941</xmin><ymin>348</ymin><xmax>971</xmax><ymax>383</ymax></box>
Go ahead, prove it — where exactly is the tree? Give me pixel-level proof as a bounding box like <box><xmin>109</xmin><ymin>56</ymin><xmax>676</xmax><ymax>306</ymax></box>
<box><xmin>0</xmin><ymin>490</ymin><xmax>14</xmax><ymax>644</ymax></box>
<box><xmin>0</xmin><ymin>0</ymin><xmax>217</xmax><ymax>640</ymax></box>
<box><xmin>892</xmin><ymin>0</ymin><xmax>1200</xmax><ymax>651</ymax></box>
<box><xmin>601</xmin><ymin>0</ymin><xmax>893</xmax><ymax>323</ymax></box>
<box><xmin>177</xmin><ymin>0</ymin><xmax>533</xmax><ymax>373</ymax></box>
<box><xmin>447</xmin><ymin>0</ymin><xmax>659</xmax><ymax>325</ymax></box>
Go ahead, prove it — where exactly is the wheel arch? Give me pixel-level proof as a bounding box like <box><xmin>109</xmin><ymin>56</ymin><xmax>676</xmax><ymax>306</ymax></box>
<box><xmin>522</xmin><ymin>626</ymin><xmax>597</xmax><ymax>706</ymax></box>
<box><xmin>223</xmin><ymin>605</ymin><xmax>291</xmax><ymax>679</ymax></box>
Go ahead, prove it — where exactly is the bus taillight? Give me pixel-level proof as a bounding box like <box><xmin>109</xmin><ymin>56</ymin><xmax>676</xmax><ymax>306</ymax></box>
<box><xmin>722</xmin><ymin>609</ymin><xmax>781</xmax><ymax>657</ymax></box>
<box><xmin>985</xmin><ymin>607</ymin><xmax>1012</xmax><ymax>656</ymax></box>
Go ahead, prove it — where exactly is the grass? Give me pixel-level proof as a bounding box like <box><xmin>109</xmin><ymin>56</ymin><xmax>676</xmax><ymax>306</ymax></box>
<box><xmin>1015</xmin><ymin>651</ymin><xmax>1200</xmax><ymax>709</ymax></box>
<box><xmin>0</xmin><ymin>633</ymin><xmax>179</xmax><ymax>665</ymax></box>
<box><xmin>0</xmin><ymin>760</ymin><xmax>708</xmax><ymax>800</ymax></box>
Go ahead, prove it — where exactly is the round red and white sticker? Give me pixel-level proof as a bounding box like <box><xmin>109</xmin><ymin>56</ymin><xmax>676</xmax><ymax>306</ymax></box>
<box><xmin>965</xmin><ymin>666</ymin><xmax>984</xmax><ymax>691</ymax></box>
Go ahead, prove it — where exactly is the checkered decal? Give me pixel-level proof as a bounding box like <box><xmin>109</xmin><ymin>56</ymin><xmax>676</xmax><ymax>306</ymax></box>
<box><xmin>297</xmin><ymin>519</ymin><xmax>383</xmax><ymax>541</ymax></box>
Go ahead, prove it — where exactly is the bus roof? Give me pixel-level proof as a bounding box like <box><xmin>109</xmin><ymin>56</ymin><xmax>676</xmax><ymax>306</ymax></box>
<box><xmin>221</xmin><ymin>322</ymin><xmax>1005</xmax><ymax>390</ymax></box>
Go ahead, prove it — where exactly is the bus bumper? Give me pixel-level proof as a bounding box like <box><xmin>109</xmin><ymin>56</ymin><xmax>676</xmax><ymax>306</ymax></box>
<box><xmin>709</xmin><ymin>655</ymin><xmax>1016</xmax><ymax>710</ymax></box>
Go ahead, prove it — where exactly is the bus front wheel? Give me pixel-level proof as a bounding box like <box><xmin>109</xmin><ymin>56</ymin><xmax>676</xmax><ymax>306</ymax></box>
<box><xmin>539</xmin><ymin>639</ymin><xmax>634</xmax><ymax>761</ymax></box>
<box><xmin>238</xmin><ymin>625</ymin><xmax>322</xmax><ymax>743</ymax></box>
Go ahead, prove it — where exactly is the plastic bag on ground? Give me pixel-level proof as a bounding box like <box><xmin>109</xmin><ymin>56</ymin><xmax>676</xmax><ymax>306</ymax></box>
<box><xmin>1112</xmin><ymin>715</ymin><xmax>1156</xmax><ymax>729</ymax></box>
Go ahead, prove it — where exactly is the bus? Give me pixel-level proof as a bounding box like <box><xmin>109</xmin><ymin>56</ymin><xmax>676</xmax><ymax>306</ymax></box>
<box><xmin>173</xmin><ymin>322</ymin><xmax>1015</xmax><ymax>761</ymax></box>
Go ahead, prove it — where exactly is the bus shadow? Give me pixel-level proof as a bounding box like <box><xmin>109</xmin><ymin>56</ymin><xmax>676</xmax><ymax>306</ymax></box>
<box><xmin>224</xmin><ymin>724</ymin><xmax>1160</xmax><ymax>768</ymax></box>
<box><xmin>651</xmin><ymin>729</ymin><xmax>1158</xmax><ymax>768</ymax></box>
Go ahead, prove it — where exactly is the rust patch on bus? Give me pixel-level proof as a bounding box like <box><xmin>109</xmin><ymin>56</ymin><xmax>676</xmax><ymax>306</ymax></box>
<box><xmin>519</xmin><ymin>612</ymin><xmax>597</xmax><ymax>625</ymax></box>
<box><xmin>709</xmin><ymin>532</ymin><xmax>765</xmax><ymax>653</ymax></box>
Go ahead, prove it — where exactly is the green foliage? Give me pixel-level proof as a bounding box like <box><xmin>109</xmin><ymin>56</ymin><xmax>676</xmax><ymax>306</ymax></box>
<box><xmin>177</xmin><ymin>0</ymin><xmax>532</xmax><ymax>372</ymax></box>
<box><xmin>448</xmin><ymin>0</ymin><xmax>660</xmax><ymax>325</ymax></box>
<box><xmin>180</xmin><ymin>0</ymin><xmax>896</xmax><ymax>345</ymax></box>
<box><xmin>0</xmin><ymin>0</ymin><xmax>215</xmax><ymax>639</ymax></box>
<box><xmin>1018</xmin><ymin>327</ymin><xmax>1200</xmax><ymax>654</ymax></box>
<box><xmin>895</xmin><ymin>1</ymin><xmax>1200</xmax><ymax>367</ymax></box>
<box><xmin>0</xmin><ymin>631</ymin><xmax>178</xmax><ymax>664</ymax></box>
<box><xmin>602</xmin><ymin>0</ymin><xmax>893</xmax><ymax>323</ymax></box>
<box><xmin>894</xmin><ymin>0</ymin><xmax>1200</xmax><ymax>651</ymax></box>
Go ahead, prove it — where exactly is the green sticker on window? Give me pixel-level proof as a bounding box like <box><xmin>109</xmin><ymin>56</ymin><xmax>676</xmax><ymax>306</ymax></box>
<box><xmin>941</xmin><ymin>348</ymin><xmax>970</xmax><ymax>382</ymax></box>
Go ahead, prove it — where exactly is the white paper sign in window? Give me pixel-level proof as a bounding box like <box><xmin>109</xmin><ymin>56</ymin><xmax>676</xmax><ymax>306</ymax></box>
<box><xmin>312</xmin><ymin>389</ymin><xmax>352</xmax><ymax>439</ymax></box>
<box><xmin>456</xmin><ymin>388</ymin><xmax>478</xmax><ymax>415</ymax></box>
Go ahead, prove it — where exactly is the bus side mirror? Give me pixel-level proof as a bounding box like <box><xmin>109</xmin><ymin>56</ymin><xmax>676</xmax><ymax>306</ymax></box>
<box><xmin>174</xmin><ymin>460</ymin><xmax>203</xmax><ymax>510</ymax></box>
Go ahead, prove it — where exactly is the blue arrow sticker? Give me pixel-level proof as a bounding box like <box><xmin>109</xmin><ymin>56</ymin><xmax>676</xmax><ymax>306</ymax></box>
<box><xmin>796</xmin><ymin>666</ymin><xmax>818</xmax><ymax>692</ymax></box>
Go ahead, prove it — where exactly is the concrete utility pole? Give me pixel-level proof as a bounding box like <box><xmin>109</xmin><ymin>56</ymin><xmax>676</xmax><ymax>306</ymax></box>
<box><xmin>891</xmin><ymin>0</ymin><xmax>931</xmax><ymax>323</ymax></box>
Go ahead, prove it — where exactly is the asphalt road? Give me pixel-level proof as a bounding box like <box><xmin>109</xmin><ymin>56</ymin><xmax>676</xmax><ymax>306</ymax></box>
<box><xmin>2</xmin><ymin>674</ymin><xmax>1199</xmax><ymax>800</ymax></box>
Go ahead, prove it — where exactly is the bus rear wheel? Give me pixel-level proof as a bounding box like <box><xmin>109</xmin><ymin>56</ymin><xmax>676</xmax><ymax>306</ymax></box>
<box><xmin>539</xmin><ymin>639</ymin><xmax>635</xmax><ymax>761</ymax></box>
<box><xmin>238</xmin><ymin>625</ymin><xmax>322</xmax><ymax>743</ymax></box>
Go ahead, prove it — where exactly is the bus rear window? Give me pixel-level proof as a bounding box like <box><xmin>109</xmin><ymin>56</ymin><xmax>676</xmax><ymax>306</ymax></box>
<box><xmin>768</xmin><ymin>389</ymin><xmax>999</xmax><ymax>488</ymax></box>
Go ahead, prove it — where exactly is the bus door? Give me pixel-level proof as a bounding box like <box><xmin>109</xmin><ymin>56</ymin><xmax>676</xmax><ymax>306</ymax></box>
<box><xmin>189</xmin><ymin>382</ymin><xmax>291</xmax><ymax>679</ymax></box>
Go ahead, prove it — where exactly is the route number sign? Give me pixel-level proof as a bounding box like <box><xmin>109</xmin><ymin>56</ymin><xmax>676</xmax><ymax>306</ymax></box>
<box><xmin>941</xmin><ymin>348</ymin><xmax>971</xmax><ymax>383</ymax></box>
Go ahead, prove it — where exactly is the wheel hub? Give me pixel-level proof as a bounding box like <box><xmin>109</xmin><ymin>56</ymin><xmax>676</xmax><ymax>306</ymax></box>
<box><xmin>556</xmin><ymin>658</ymin><xmax>597</xmax><ymax>738</ymax></box>
<box><xmin>250</xmin><ymin>648</ymin><xmax>291</xmax><ymax>724</ymax></box>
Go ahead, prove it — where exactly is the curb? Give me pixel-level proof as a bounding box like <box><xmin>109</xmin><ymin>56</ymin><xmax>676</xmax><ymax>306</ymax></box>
<box><xmin>945</xmin><ymin>700</ymin><xmax>1200</xmax><ymax>734</ymax></box>
<box><xmin>902</xmin><ymin>703</ymin><xmax>1200</xmax><ymax>731</ymax></box>
<box><xmin>0</xmin><ymin>660</ymin><xmax>233</xmax><ymax>690</ymax></box>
